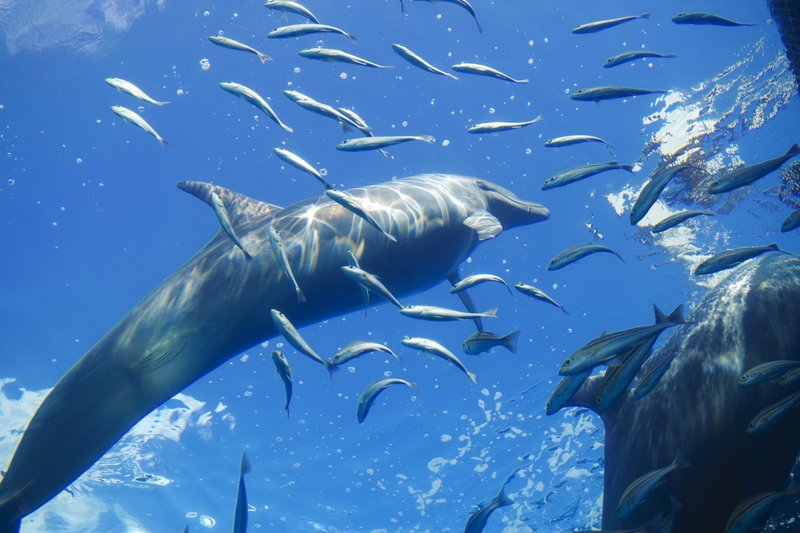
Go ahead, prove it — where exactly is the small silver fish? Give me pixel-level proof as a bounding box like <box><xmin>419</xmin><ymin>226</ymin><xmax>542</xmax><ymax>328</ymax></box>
<box><xmin>336</xmin><ymin>135</ymin><xmax>435</xmax><ymax>152</ymax></box>
<box><xmin>400</xmin><ymin>305</ymin><xmax>497</xmax><ymax>322</ymax></box>
<box><xmin>273</xmin><ymin>147</ymin><xmax>331</xmax><ymax>190</ymax></box>
<box><xmin>391</xmin><ymin>44</ymin><xmax>458</xmax><ymax>80</ymax></box>
<box><xmin>781</xmin><ymin>208</ymin><xmax>800</xmax><ymax>233</ymax></box>
<box><xmin>264</xmin><ymin>0</ymin><xmax>320</xmax><ymax>24</ymax></box>
<box><xmin>725</xmin><ymin>481</ymin><xmax>800</xmax><ymax>533</ymax></box>
<box><xmin>450</xmin><ymin>274</ymin><xmax>511</xmax><ymax>294</ymax></box>
<box><xmin>546</xmin><ymin>371</ymin><xmax>591</xmax><ymax>415</ymax></box>
<box><xmin>268</xmin><ymin>226</ymin><xmax>306</xmax><ymax>303</ymax></box>
<box><xmin>616</xmin><ymin>451</ymin><xmax>690</xmax><ymax>519</ymax></box>
<box><xmin>738</xmin><ymin>360</ymin><xmax>800</xmax><ymax>386</ymax></box>
<box><xmin>219</xmin><ymin>82</ymin><xmax>293</xmax><ymax>133</ymax></box>
<box><xmin>694</xmin><ymin>244</ymin><xmax>784</xmax><ymax>275</ymax></box>
<box><xmin>326</xmin><ymin>190</ymin><xmax>398</xmax><ymax>242</ymax></box>
<box><xmin>542</xmin><ymin>161</ymin><xmax>634</xmax><ymax>190</ymax></box>
<box><xmin>672</xmin><ymin>12</ymin><xmax>756</xmax><ymax>27</ymax></box>
<box><xmin>467</xmin><ymin>115</ymin><xmax>542</xmax><ymax>134</ymax></box>
<box><xmin>514</xmin><ymin>283</ymin><xmax>568</xmax><ymax>314</ymax></box>
<box><xmin>267</xmin><ymin>23</ymin><xmax>356</xmax><ymax>41</ymax></box>
<box><xmin>331</xmin><ymin>340</ymin><xmax>399</xmax><ymax>367</ymax></box>
<box><xmin>464</xmin><ymin>465</ymin><xmax>530</xmax><ymax>533</ymax></box>
<box><xmin>415</xmin><ymin>0</ymin><xmax>482</xmax><ymax>33</ymax></box>
<box><xmin>462</xmin><ymin>330</ymin><xmax>520</xmax><ymax>356</ymax></box>
<box><xmin>336</xmin><ymin>107</ymin><xmax>374</xmax><ymax>136</ymax></box>
<box><xmin>110</xmin><ymin>105</ymin><xmax>167</xmax><ymax>145</ymax></box>
<box><xmin>708</xmin><ymin>144</ymin><xmax>800</xmax><ymax>194</ymax></box>
<box><xmin>271</xmin><ymin>350</ymin><xmax>293</xmax><ymax>417</ymax></box>
<box><xmin>572</xmin><ymin>13</ymin><xmax>650</xmax><ymax>34</ymax></box>
<box><xmin>747</xmin><ymin>390</ymin><xmax>800</xmax><ymax>434</ymax></box>
<box><xmin>208</xmin><ymin>35</ymin><xmax>271</xmax><ymax>63</ymax></box>
<box><xmin>232</xmin><ymin>452</ymin><xmax>251</xmax><ymax>533</ymax></box>
<box><xmin>270</xmin><ymin>309</ymin><xmax>336</xmax><ymax>376</ymax></box>
<box><xmin>547</xmin><ymin>243</ymin><xmax>624</xmax><ymax>271</ymax></box>
<box><xmin>298</xmin><ymin>48</ymin><xmax>393</xmax><ymax>68</ymax></box>
<box><xmin>356</xmin><ymin>378</ymin><xmax>415</xmax><ymax>423</ymax></box>
<box><xmin>633</xmin><ymin>353</ymin><xmax>677</xmax><ymax>400</ymax></box>
<box><xmin>401</xmin><ymin>337</ymin><xmax>477</xmax><ymax>383</ymax></box>
<box><xmin>651</xmin><ymin>210</ymin><xmax>715</xmax><ymax>233</ymax></box>
<box><xmin>604</xmin><ymin>50</ymin><xmax>676</xmax><ymax>68</ymax></box>
<box><xmin>340</xmin><ymin>265</ymin><xmax>402</xmax><ymax>308</ymax></box>
<box><xmin>105</xmin><ymin>78</ymin><xmax>170</xmax><ymax>106</ymax></box>
<box><xmin>283</xmin><ymin>90</ymin><xmax>360</xmax><ymax>130</ymax></box>
<box><xmin>544</xmin><ymin>134</ymin><xmax>612</xmax><ymax>149</ymax></box>
<box><xmin>210</xmin><ymin>191</ymin><xmax>252</xmax><ymax>259</ymax></box>
<box><xmin>570</xmin><ymin>86</ymin><xmax>668</xmax><ymax>102</ymax></box>
<box><xmin>451</xmin><ymin>62</ymin><xmax>528</xmax><ymax>83</ymax></box>
<box><xmin>630</xmin><ymin>165</ymin><xmax>700</xmax><ymax>226</ymax></box>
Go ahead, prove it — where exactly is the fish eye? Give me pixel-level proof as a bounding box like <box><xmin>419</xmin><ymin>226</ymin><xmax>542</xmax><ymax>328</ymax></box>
<box><xmin>563</xmin><ymin>359</ymin><xmax>571</xmax><ymax>366</ymax></box>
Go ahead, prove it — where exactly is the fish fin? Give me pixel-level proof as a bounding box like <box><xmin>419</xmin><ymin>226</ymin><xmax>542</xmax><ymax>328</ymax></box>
<box><xmin>177</xmin><ymin>181</ymin><xmax>282</xmax><ymax>228</ymax></box>
<box><xmin>787</xmin><ymin>143</ymin><xmax>800</xmax><ymax>157</ymax></box>
<box><xmin>297</xmin><ymin>288</ymin><xmax>307</xmax><ymax>303</ymax></box>
<box><xmin>515</xmin><ymin>79</ymin><xmax>530</xmax><ymax>84</ymax></box>
<box><xmin>663</xmin><ymin>304</ymin><xmax>686</xmax><ymax>324</ymax></box>
<box><xmin>475</xmin><ymin>20</ymin><xmax>483</xmax><ymax>33</ymax></box>
<box><xmin>157</xmin><ymin>135</ymin><xmax>168</xmax><ymax>145</ymax></box>
<box><xmin>672</xmin><ymin>449</ymin><xmax>691</xmax><ymax>470</ymax></box>
<box><xmin>495</xmin><ymin>486</ymin><xmax>514</xmax><ymax>507</ymax></box>
<box><xmin>463</xmin><ymin>211</ymin><xmax>503</xmax><ymax>240</ymax></box>
<box><xmin>240</xmin><ymin>451</ymin><xmax>251</xmax><ymax>476</ymax></box>
<box><xmin>327</xmin><ymin>362</ymin><xmax>340</xmax><ymax>379</ymax></box>
<box><xmin>346</xmin><ymin>32</ymin><xmax>358</xmax><ymax>43</ymax></box>
<box><xmin>621</xmin><ymin>164</ymin><xmax>635</xmax><ymax>173</ymax></box>
<box><xmin>154</xmin><ymin>100</ymin><xmax>171</xmax><ymax>106</ymax></box>
<box><xmin>640</xmin><ymin>13</ymin><xmax>651</xmax><ymax>19</ymax></box>
<box><xmin>419</xmin><ymin>135</ymin><xmax>436</xmax><ymax>143</ymax></box>
<box><xmin>399</xmin><ymin>0</ymin><xmax>405</xmax><ymax>13</ymax></box>
<box><xmin>502</xmin><ymin>330</ymin><xmax>521</xmax><ymax>354</ymax></box>
<box><xmin>654</xmin><ymin>304</ymin><xmax>667</xmax><ymax>324</ymax></box>
<box><xmin>446</xmin><ymin>72</ymin><xmax>459</xmax><ymax>81</ymax></box>
<box><xmin>281</xmin><ymin>123</ymin><xmax>294</xmax><ymax>134</ymax></box>
<box><xmin>339</xmin><ymin>122</ymin><xmax>352</xmax><ymax>133</ymax></box>
<box><xmin>467</xmin><ymin>371</ymin><xmax>479</xmax><ymax>384</ymax></box>
<box><xmin>257</xmin><ymin>51</ymin><xmax>272</xmax><ymax>64</ymax></box>
<box><xmin>448</xmin><ymin>272</ymin><xmax>484</xmax><ymax>332</ymax></box>
<box><xmin>482</xmin><ymin>307</ymin><xmax>498</xmax><ymax>318</ymax></box>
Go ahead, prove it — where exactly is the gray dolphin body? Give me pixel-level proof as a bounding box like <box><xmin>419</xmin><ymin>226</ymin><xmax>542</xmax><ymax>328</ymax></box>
<box><xmin>566</xmin><ymin>254</ymin><xmax>800</xmax><ymax>531</ymax></box>
<box><xmin>0</xmin><ymin>174</ymin><xmax>548</xmax><ymax>529</ymax></box>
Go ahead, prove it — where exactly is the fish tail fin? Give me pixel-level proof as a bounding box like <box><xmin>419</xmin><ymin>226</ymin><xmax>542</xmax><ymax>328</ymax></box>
<box><xmin>240</xmin><ymin>451</ymin><xmax>252</xmax><ymax>476</ymax></box>
<box><xmin>787</xmin><ymin>143</ymin><xmax>800</xmax><ymax>157</ymax></box>
<box><xmin>560</xmin><ymin>305</ymin><xmax>570</xmax><ymax>315</ymax></box>
<box><xmin>467</xmin><ymin>371</ymin><xmax>479</xmax><ymax>384</ymax></box>
<box><xmin>516</xmin><ymin>79</ymin><xmax>530</xmax><ymax>84</ymax></box>
<box><xmin>446</xmin><ymin>72</ymin><xmax>459</xmax><ymax>81</ymax></box>
<box><xmin>621</xmin><ymin>164</ymin><xmax>635</xmax><ymax>173</ymax></box>
<box><xmin>672</xmin><ymin>449</ymin><xmax>691</xmax><ymax>470</ymax></box>
<box><xmin>385</xmin><ymin>232</ymin><xmax>398</xmax><ymax>242</ymax></box>
<box><xmin>502</xmin><ymin>330</ymin><xmax>521</xmax><ymax>354</ymax></box>
<box><xmin>420</xmin><ymin>135</ymin><xmax>436</xmax><ymax>143</ymax></box>
<box><xmin>475</xmin><ymin>20</ymin><xmax>483</xmax><ymax>33</ymax></box>
<box><xmin>326</xmin><ymin>362</ymin><xmax>340</xmax><ymax>378</ymax></box>
<box><xmin>399</xmin><ymin>0</ymin><xmax>405</xmax><ymax>13</ymax></box>
<box><xmin>285</xmin><ymin>405</ymin><xmax>290</xmax><ymax>419</ymax></box>
<box><xmin>483</xmin><ymin>307</ymin><xmax>498</xmax><ymax>318</ymax></box>
<box><xmin>339</xmin><ymin>121</ymin><xmax>352</xmax><ymax>133</ymax></box>
<box><xmin>297</xmin><ymin>289</ymin><xmax>307</xmax><ymax>303</ymax></box>
<box><xmin>664</xmin><ymin>53</ymin><xmax>678</xmax><ymax>58</ymax></box>
<box><xmin>154</xmin><ymin>100</ymin><xmax>171</xmax><ymax>106</ymax></box>
<box><xmin>158</xmin><ymin>135</ymin><xmax>168</xmax><ymax>146</ymax></box>
<box><xmin>347</xmin><ymin>32</ymin><xmax>358</xmax><ymax>43</ymax></box>
<box><xmin>640</xmin><ymin>13</ymin><xmax>651</xmax><ymax>19</ymax></box>
<box><xmin>655</xmin><ymin>304</ymin><xmax>685</xmax><ymax>325</ymax></box>
<box><xmin>378</xmin><ymin>148</ymin><xmax>391</xmax><ymax>158</ymax></box>
<box><xmin>531</xmin><ymin>114</ymin><xmax>544</xmax><ymax>124</ymax></box>
<box><xmin>257</xmin><ymin>51</ymin><xmax>272</xmax><ymax>64</ymax></box>
<box><xmin>282</xmin><ymin>123</ymin><xmax>294</xmax><ymax>134</ymax></box>
<box><xmin>495</xmin><ymin>486</ymin><xmax>514</xmax><ymax>508</ymax></box>
<box><xmin>243</xmin><ymin>249</ymin><xmax>253</xmax><ymax>261</ymax></box>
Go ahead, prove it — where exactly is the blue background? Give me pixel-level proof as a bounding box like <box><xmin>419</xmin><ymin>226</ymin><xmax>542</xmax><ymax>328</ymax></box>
<box><xmin>0</xmin><ymin>0</ymin><xmax>798</xmax><ymax>531</ymax></box>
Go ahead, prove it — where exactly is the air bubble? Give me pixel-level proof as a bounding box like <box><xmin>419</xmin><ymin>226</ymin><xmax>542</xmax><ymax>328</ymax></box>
<box><xmin>199</xmin><ymin>58</ymin><xmax>211</xmax><ymax>71</ymax></box>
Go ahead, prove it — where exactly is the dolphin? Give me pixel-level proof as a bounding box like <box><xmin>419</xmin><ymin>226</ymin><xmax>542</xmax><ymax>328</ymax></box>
<box><xmin>562</xmin><ymin>254</ymin><xmax>800</xmax><ymax>531</ymax></box>
<box><xmin>0</xmin><ymin>174</ymin><xmax>548</xmax><ymax>530</ymax></box>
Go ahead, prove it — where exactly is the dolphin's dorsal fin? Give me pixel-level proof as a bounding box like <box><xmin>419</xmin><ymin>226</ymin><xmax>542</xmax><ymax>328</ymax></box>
<box><xmin>177</xmin><ymin>180</ymin><xmax>282</xmax><ymax>228</ymax></box>
<box><xmin>464</xmin><ymin>211</ymin><xmax>502</xmax><ymax>240</ymax></box>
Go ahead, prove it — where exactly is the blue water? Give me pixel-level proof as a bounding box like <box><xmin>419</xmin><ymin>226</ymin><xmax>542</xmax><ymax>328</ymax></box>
<box><xmin>0</xmin><ymin>0</ymin><xmax>798</xmax><ymax>531</ymax></box>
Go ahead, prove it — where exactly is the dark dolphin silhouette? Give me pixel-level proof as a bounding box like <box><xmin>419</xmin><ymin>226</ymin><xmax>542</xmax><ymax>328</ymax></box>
<box><xmin>569</xmin><ymin>254</ymin><xmax>800</xmax><ymax>531</ymax></box>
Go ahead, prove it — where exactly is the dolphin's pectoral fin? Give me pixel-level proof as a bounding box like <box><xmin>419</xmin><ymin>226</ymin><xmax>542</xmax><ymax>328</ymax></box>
<box><xmin>137</xmin><ymin>342</ymin><xmax>187</xmax><ymax>372</ymax></box>
<box><xmin>177</xmin><ymin>180</ymin><xmax>282</xmax><ymax>228</ymax></box>
<box><xmin>564</xmin><ymin>374</ymin><xmax>602</xmax><ymax>415</ymax></box>
<box><xmin>447</xmin><ymin>272</ymin><xmax>484</xmax><ymax>332</ymax></box>
<box><xmin>463</xmin><ymin>211</ymin><xmax>502</xmax><ymax>240</ymax></box>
